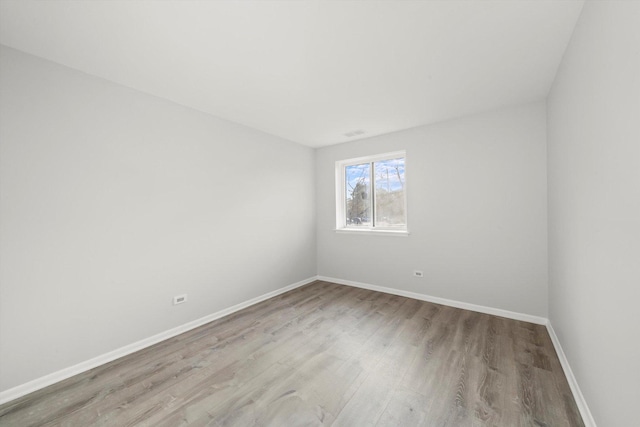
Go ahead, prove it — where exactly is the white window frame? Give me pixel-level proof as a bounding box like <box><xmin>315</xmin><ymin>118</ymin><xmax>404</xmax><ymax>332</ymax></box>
<box><xmin>335</xmin><ymin>150</ymin><xmax>408</xmax><ymax>236</ymax></box>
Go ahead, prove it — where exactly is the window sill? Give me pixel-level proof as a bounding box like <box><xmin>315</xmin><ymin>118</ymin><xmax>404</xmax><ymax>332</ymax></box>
<box><xmin>334</xmin><ymin>228</ymin><xmax>409</xmax><ymax>237</ymax></box>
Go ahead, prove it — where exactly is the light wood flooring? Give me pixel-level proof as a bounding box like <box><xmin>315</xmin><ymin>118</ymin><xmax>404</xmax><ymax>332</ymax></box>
<box><xmin>0</xmin><ymin>280</ymin><xmax>583</xmax><ymax>426</ymax></box>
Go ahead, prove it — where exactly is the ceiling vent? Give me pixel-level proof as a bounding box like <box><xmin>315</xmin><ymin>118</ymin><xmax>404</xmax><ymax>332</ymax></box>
<box><xmin>344</xmin><ymin>129</ymin><xmax>365</xmax><ymax>138</ymax></box>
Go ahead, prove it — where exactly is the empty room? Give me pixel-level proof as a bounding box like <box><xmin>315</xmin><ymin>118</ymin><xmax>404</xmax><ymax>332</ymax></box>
<box><xmin>0</xmin><ymin>0</ymin><xmax>638</xmax><ymax>426</ymax></box>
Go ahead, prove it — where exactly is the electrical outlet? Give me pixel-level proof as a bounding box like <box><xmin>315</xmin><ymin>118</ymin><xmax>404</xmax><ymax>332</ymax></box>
<box><xmin>173</xmin><ymin>294</ymin><xmax>188</xmax><ymax>305</ymax></box>
<box><xmin>413</xmin><ymin>270</ymin><xmax>424</xmax><ymax>278</ymax></box>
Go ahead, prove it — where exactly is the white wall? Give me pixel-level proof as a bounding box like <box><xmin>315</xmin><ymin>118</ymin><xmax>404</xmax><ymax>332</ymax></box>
<box><xmin>317</xmin><ymin>102</ymin><xmax>548</xmax><ymax>317</ymax></box>
<box><xmin>0</xmin><ymin>46</ymin><xmax>316</xmax><ymax>393</ymax></box>
<box><xmin>547</xmin><ymin>1</ymin><xmax>640</xmax><ymax>426</ymax></box>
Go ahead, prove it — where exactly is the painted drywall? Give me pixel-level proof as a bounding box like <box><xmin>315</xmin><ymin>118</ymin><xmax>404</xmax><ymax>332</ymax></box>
<box><xmin>547</xmin><ymin>1</ymin><xmax>640</xmax><ymax>426</ymax></box>
<box><xmin>0</xmin><ymin>46</ymin><xmax>316</xmax><ymax>392</ymax></box>
<box><xmin>316</xmin><ymin>102</ymin><xmax>548</xmax><ymax>317</ymax></box>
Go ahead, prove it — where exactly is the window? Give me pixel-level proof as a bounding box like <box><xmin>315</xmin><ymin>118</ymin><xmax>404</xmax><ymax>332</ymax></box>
<box><xmin>336</xmin><ymin>151</ymin><xmax>407</xmax><ymax>234</ymax></box>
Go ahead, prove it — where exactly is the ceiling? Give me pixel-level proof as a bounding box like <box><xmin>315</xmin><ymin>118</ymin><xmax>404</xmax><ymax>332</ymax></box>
<box><xmin>0</xmin><ymin>0</ymin><xmax>584</xmax><ymax>147</ymax></box>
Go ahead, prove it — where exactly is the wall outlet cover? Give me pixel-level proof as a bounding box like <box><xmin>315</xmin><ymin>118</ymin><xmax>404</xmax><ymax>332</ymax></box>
<box><xmin>173</xmin><ymin>294</ymin><xmax>188</xmax><ymax>305</ymax></box>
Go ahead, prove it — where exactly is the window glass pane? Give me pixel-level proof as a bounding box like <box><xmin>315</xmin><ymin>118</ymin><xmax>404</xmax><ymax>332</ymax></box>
<box><xmin>374</xmin><ymin>158</ymin><xmax>405</xmax><ymax>227</ymax></box>
<box><xmin>345</xmin><ymin>163</ymin><xmax>371</xmax><ymax>227</ymax></box>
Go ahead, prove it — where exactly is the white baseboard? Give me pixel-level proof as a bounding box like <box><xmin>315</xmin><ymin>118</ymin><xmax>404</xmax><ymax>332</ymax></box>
<box><xmin>546</xmin><ymin>323</ymin><xmax>597</xmax><ymax>427</ymax></box>
<box><xmin>0</xmin><ymin>276</ymin><xmax>317</xmax><ymax>406</ymax></box>
<box><xmin>317</xmin><ymin>275</ymin><xmax>548</xmax><ymax>325</ymax></box>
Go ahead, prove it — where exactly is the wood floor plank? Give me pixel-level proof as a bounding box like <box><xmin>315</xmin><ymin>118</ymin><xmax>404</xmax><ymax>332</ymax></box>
<box><xmin>331</xmin><ymin>302</ymin><xmax>421</xmax><ymax>425</ymax></box>
<box><xmin>375</xmin><ymin>389</ymin><xmax>429</xmax><ymax>426</ymax></box>
<box><xmin>0</xmin><ymin>281</ymin><xmax>584</xmax><ymax>427</ymax></box>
